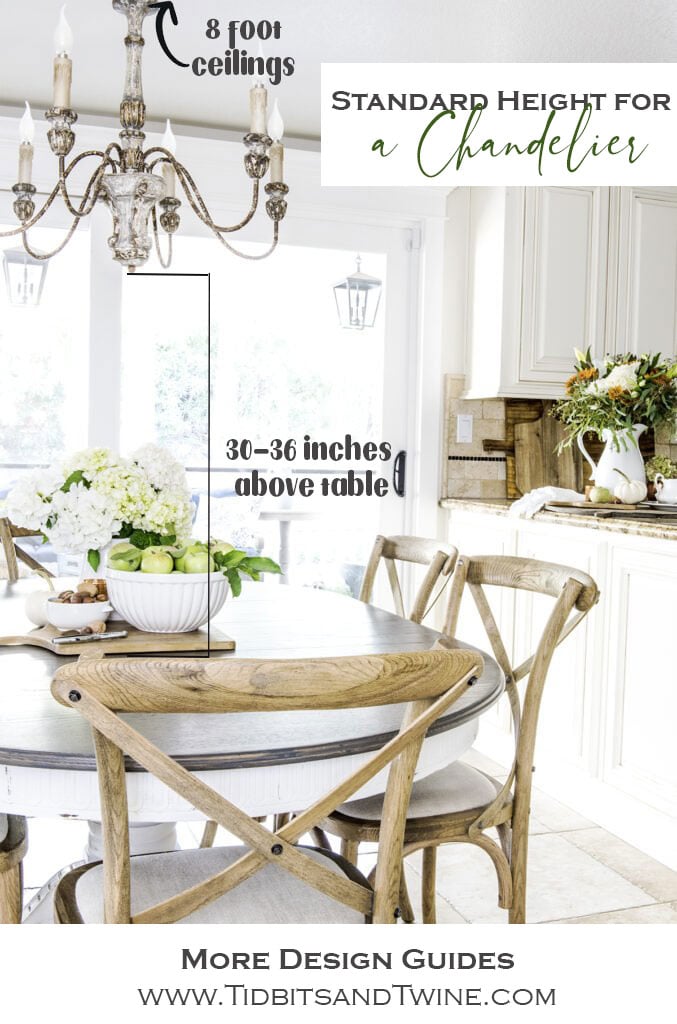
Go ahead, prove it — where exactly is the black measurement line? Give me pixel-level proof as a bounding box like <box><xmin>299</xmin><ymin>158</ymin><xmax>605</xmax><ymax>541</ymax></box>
<box><xmin>127</xmin><ymin>270</ymin><xmax>212</xmax><ymax>657</ymax></box>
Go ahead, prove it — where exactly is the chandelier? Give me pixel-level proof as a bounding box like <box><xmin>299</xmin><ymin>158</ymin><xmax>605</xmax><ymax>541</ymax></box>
<box><xmin>0</xmin><ymin>1</ymin><xmax>288</xmax><ymax>272</ymax></box>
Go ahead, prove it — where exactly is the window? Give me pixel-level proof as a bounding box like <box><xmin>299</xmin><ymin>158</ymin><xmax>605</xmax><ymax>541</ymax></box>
<box><xmin>120</xmin><ymin>233</ymin><xmax>390</xmax><ymax>586</ymax></box>
<box><xmin>0</xmin><ymin>223</ymin><xmax>90</xmax><ymax>492</ymax></box>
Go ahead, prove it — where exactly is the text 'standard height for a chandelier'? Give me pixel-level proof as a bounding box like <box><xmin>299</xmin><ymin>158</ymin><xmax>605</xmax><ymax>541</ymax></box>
<box><xmin>1</xmin><ymin>1</ymin><xmax>288</xmax><ymax>271</ymax></box>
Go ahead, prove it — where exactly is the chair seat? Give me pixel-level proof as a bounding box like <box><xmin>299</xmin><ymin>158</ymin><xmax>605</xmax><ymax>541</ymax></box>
<box><xmin>60</xmin><ymin>845</ymin><xmax>368</xmax><ymax>924</ymax></box>
<box><xmin>336</xmin><ymin>761</ymin><xmax>503</xmax><ymax>822</ymax></box>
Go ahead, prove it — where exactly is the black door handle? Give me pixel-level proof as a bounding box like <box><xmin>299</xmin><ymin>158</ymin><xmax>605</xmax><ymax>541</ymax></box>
<box><xmin>393</xmin><ymin>450</ymin><xmax>406</xmax><ymax>497</ymax></box>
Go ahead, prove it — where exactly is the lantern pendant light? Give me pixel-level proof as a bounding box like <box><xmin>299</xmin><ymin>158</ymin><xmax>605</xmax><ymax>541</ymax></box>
<box><xmin>2</xmin><ymin>248</ymin><xmax>48</xmax><ymax>307</ymax></box>
<box><xmin>333</xmin><ymin>255</ymin><xmax>382</xmax><ymax>330</ymax></box>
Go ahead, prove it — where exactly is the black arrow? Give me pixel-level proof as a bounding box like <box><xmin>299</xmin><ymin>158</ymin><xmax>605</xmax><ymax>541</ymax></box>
<box><xmin>148</xmin><ymin>1</ymin><xmax>189</xmax><ymax>69</ymax></box>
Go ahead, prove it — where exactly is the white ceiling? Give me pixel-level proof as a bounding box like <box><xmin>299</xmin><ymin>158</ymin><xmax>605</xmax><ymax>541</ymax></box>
<box><xmin>1</xmin><ymin>0</ymin><xmax>676</xmax><ymax>140</ymax></box>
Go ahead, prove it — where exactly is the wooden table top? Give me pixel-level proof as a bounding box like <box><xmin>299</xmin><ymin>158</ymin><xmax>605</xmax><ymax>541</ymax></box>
<box><xmin>0</xmin><ymin>580</ymin><xmax>503</xmax><ymax>773</ymax></box>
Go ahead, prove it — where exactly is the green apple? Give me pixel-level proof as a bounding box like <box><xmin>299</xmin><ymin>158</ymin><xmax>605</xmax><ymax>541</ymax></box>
<box><xmin>210</xmin><ymin>540</ymin><xmax>234</xmax><ymax>556</ymax></box>
<box><xmin>140</xmin><ymin>547</ymin><xmax>174</xmax><ymax>574</ymax></box>
<box><xmin>108</xmin><ymin>542</ymin><xmax>142</xmax><ymax>572</ymax></box>
<box><xmin>589</xmin><ymin>486</ymin><xmax>614</xmax><ymax>504</ymax></box>
<box><xmin>173</xmin><ymin>541</ymin><xmax>209</xmax><ymax>571</ymax></box>
<box><xmin>183</xmin><ymin>550</ymin><xmax>216</xmax><ymax>574</ymax></box>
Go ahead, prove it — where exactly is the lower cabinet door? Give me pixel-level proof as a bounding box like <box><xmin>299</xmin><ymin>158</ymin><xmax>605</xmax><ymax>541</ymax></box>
<box><xmin>514</xmin><ymin>526</ymin><xmax>604</xmax><ymax>776</ymax></box>
<box><xmin>603</xmin><ymin>543</ymin><xmax>677</xmax><ymax>819</ymax></box>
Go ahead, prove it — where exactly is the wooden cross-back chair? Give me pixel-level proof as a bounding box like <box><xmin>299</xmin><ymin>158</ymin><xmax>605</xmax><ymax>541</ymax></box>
<box><xmin>49</xmin><ymin>644</ymin><xmax>482</xmax><ymax>924</ymax></box>
<box><xmin>359</xmin><ymin>535</ymin><xmax>458</xmax><ymax>624</ymax></box>
<box><xmin>0</xmin><ymin>814</ymin><xmax>28</xmax><ymax>924</ymax></box>
<box><xmin>0</xmin><ymin>517</ymin><xmax>55</xmax><ymax>583</ymax></box>
<box><xmin>321</xmin><ymin>555</ymin><xmax>599</xmax><ymax>924</ymax></box>
<box><xmin>199</xmin><ymin>535</ymin><xmax>460</xmax><ymax>854</ymax></box>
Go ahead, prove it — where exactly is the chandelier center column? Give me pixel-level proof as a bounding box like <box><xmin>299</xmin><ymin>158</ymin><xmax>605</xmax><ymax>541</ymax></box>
<box><xmin>114</xmin><ymin>0</ymin><xmax>151</xmax><ymax>171</ymax></box>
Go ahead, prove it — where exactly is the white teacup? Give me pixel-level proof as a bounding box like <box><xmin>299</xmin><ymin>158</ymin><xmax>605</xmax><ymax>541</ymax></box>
<box><xmin>654</xmin><ymin>473</ymin><xmax>677</xmax><ymax>503</ymax></box>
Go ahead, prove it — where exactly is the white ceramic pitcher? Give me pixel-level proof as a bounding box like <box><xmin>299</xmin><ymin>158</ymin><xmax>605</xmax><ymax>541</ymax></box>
<box><xmin>577</xmin><ymin>424</ymin><xmax>647</xmax><ymax>491</ymax></box>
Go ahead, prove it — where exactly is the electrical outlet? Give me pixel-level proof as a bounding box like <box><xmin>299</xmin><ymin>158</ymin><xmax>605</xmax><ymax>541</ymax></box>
<box><xmin>456</xmin><ymin>414</ymin><xmax>473</xmax><ymax>444</ymax></box>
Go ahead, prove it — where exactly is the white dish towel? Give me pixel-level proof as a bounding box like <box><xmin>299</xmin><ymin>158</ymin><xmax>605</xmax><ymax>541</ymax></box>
<box><xmin>509</xmin><ymin>486</ymin><xmax>585</xmax><ymax>519</ymax></box>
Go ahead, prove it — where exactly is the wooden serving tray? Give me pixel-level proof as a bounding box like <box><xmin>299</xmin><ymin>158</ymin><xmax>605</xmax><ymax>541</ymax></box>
<box><xmin>0</xmin><ymin>622</ymin><xmax>236</xmax><ymax>656</ymax></box>
<box><xmin>546</xmin><ymin>501</ymin><xmax>639</xmax><ymax>511</ymax></box>
<box><xmin>544</xmin><ymin>503</ymin><xmax>677</xmax><ymax>520</ymax></box>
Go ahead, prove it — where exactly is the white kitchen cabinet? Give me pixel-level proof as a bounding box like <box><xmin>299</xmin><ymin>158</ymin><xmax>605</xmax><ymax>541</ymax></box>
<box><xmin>446</xmin><ymin>502</ymin><xmax>677</xmax><ymax>869</ymax></box>
<box><xmin>608</xmin><ymin>187</ymin><xmax>677</xmax><ymax>358</ymax></box>
<box><xmin>461</xmin><ymin>185</ymin><xmax>677</xmax><ymax>398</ymax></box>
<box><xmin>463</xmin><ymin>186</ymin><xmax>609</xmax><ymax>399</ymax></box>
<box><xmin>603</xmin><ymin>543</ymin><xmax>677</xmax><ymax>819</ymax></box>
<box><xmin>513</xmin><ymin>522</ymin><xmax>605</xmax><ymax>777</ymax></box>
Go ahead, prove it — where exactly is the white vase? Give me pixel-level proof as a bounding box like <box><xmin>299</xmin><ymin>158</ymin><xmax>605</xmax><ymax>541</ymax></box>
<box><xmin>79</xmin><ymin>541</ymin><xmax>114</xmax><ymax>580</ymax></box>
<box><xmin>577</xmin><ymin>424</ymin><xmax>647</xmax><ymax>491</ymax></box>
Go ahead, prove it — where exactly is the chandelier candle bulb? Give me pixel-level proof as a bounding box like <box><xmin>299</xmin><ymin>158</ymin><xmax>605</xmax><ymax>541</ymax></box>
<box><xmin>53</xmin><ymin>5</ymin><xmax>73</xmax><ymax>109</ymax></box>
<box><xmin>268</xmin><ymin>99</ymin><xmax>284</xmax><ymax>181</ymax></box>
<box><xmin>17</xmin><ymin>103</ymin><xmax>34</xmax><ymax>184</ymax></box>
<box><xmin>250</xmin><ymin>84</ymin><xmax>268</xmax><ymax>134</ymax></box>
<box><xmin>161</xmin><ymin>119</ymin><xmax>177</xmax><ymax>198</ymax></box>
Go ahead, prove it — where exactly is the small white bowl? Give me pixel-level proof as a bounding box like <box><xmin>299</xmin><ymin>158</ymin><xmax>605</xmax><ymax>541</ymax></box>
<box><xmin>47</xmin><ymin>599</ymin><xmax>113</xmax><ymax>632</ymax></box>
<box><xmin>106</xmin><ymin>570</ymin><xmax>229</xmax><ymax>633</ymax></box>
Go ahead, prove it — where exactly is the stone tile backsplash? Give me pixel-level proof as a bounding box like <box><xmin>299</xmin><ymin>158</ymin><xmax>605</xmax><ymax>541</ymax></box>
<box><xmin>443</xmin><ymin>375</ymin><xmax>507</xmax><ymax>499</ymax></box>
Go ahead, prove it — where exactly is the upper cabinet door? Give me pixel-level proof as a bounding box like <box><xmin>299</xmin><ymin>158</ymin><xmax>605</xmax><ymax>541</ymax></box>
<box><xmin>518</xmin><ymin>187</ymin><xmax>609</xmax><ymax>385</ymax></box>
<box><xmin>611</xmin><ymin>187</ymin><xmax>677</xmax><ymax>358</ymax></box>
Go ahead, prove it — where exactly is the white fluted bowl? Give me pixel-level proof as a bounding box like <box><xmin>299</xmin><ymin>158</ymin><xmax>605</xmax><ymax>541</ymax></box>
<box><xmin>106</xmin><ymin>570</ymin><xmax>229</xmax><ymax>633</ymax></box>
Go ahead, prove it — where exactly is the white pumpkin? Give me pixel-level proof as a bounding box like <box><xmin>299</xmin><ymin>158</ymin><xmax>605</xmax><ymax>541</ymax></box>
<box><xmin>24</xmin><ymin>588</ymin><xmax>53</xmax><ymax>627</ymax></box>
<box><xmin>614</xmin><ymin>469</ymin><xmax>647</xmax><ymax>505</ymax></box>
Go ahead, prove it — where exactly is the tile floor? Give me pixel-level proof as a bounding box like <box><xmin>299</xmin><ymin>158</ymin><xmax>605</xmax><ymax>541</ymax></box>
<box><xmin>20</xmin><ymin>753</ymin><xmax>677</xmax><ymax>924</ymax></box>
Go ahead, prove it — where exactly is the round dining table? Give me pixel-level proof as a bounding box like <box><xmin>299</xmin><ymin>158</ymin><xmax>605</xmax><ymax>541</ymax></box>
<box><xmin>0</xmin><ymin>578</ymin><xmax>503</xmax><ymax>916</ymax></box>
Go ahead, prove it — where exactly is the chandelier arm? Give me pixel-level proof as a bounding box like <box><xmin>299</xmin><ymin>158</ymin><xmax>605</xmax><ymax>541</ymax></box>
<box><xmin>62</xmin><ymin>148</ymin><xmax>118</xmax><ymax>177</ymax></box>
<box><xmin>58</xmin><ymin>159</ymin><xmax>112</xmax><ymax>220</ymax></box>
<box><xmin>151</xmin><ymin>206</ymin><xmax>173</xmax><ymax>270</ymax></box>
<box><xmin>173</xmin><ymin>162</ymin><xmax>260</xmax><ymax>233</ymax></box>
<box><xmin>21</xmin><ymin>216</ymin><xmax>81</xmax><ymax>260</ymax></box>
<box><xmin>207</xmin><ymin>219</ymin><xmax>280</xmax><ymax>260</ymax></box>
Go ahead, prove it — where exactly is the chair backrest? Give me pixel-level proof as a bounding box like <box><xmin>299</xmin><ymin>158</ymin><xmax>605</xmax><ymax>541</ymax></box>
<box><xmin>51</xmin><ymin>643</ymin><xmax>482</xmax><ymax>925</ymax></box>
<box><xmin>0</xmin><ymin>517</ymin><xmax>55</xmax><ymax>582</ymax></box>
<box><xmin>442</xmin><ymin>554</ymin><xmax>599</xmax><ymax>828</ymax></box>
<box><xmin>359</xmin><ymin>534</ymin><xmax>458</xmax><ymax>623</ymax></box>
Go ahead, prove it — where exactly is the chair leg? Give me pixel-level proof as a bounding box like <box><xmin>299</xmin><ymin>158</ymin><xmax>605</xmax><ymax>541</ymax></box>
<box><xmin>421</xmin><ymin>846</ymin><xmax>437</xmax><ymax>924</ymax></box>
<box><xmin>497</xmin><ymin>822</ymin><xmax>512</xmax><ymax>861</ymax></box>
<box><xmin>199</xmin><ymin>820</ymin><xmax>219</xmax><ymax>849</ymax></box>
<box><xmin>0</xmin><ymin>520</ymin><xmax>19</xmax><ymax>583</ymax></box>
<box><xmin>274</xmin><ymin>813</ymin><xmax>291</xmax><ymax>831</ymax></box>
<box><xmin>0</xmin><ymin>863</ymin><xmax>23</xmax><ymax>924</ymax></box>
<box><xmin>341</xmin><ymin>839</ymin><xmax>359</xmax><ymax>865</ymax></box>
<box><xmin>310</xmin><ymin>827</ymin><xmax>333</xmax><ymax>852</ymax></box>
<box><xmin>0</xmin><ymin>815</ymin><xmax>27</xmax><ymax>924</ymax></box>
<box><xmin>508</xmin><ymin>829</ymin><xmax>528</xmax><ymax>924</ymax></box>
<box><xmin>468</xmin><ymin>832</ymin><xmax>513</xmax><ymax>910</ymax></box>
<box><xmin>399</xmin><ymin>868</ymin><xmax>415</xmax><ymax>924</ymax></box>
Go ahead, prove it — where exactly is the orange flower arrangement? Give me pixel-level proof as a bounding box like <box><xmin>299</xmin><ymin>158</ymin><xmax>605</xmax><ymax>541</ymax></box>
<box><xmin>553</xmin><ymin>348</ymin><xmax>677</xmax><ymax>448</ymax></box>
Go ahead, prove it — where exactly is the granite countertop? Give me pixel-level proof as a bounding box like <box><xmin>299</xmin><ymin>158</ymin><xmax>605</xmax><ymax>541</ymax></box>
<box><xmin>439</xmin><ymin>497</ymin><xmax>677</xmax><ymax>541</ymax></box>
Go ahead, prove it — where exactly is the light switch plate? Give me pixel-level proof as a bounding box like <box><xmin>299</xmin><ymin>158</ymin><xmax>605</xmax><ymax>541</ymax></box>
<box><xmin>456</xmin><ymin>414</ymin><xmax>473</xmax><ymax>444</ymax></box>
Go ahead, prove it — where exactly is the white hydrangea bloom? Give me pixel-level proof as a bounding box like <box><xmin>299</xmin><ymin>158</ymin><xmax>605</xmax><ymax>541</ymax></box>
<box><xmin>132</xmin><ymin>444</ymin><xmax>188</xmax><ymax>493</ymax></box>
<box><xmin>587</xmin><ymin>361</ymin><xmax>640</xmax><ymax>394</ymax></box>
<box><xmin>93</xmin><ymin>463</ymin><xmax>155</xmax><ymax>526</ymax></box>
<box><xmin>45</xmin><ymin>483</ymin><xmax>121</xmax><ymax>554</ymax></box>
<box><xmin>61</xmin><ymin>447</ymin><xmax>121</xmax><ymax>482</ymax></box>
<box><xmin>4</xmin><ymin>466</ymin><xmax>63</xmax><ymax>531</ymax></box>
<box><xmin>4</xmin><ymin>444</ymin><xmax>192</xmax><ymax>551</ymax></box>
<box><xmin>143</xmin><ymin>492</ymin><xmax>193</xmax><ymax>541</ymax></box>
